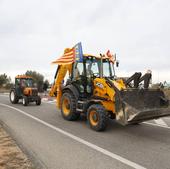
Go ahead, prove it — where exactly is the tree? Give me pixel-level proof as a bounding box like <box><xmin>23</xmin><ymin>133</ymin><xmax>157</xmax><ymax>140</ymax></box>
<box><xmin>0</xmin><ymin>73</ymin><xmax>11</xmax><ymax>88</ymax></box>
<box><xmin>25</xmin><ymin>70</ymin><xmax>44</xmax><ymax>92</ymax></box>
<box><xmin>43</xmin><ymin>79</ymin><xmax>49</xmax><ymax>91</ymax></box>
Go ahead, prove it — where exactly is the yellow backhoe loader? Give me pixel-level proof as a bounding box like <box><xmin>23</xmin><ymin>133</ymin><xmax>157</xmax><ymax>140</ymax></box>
<box><xmin>50</xmin><ymin>43</ymin><xmax>170</xmax><ymax>131</ymax></box>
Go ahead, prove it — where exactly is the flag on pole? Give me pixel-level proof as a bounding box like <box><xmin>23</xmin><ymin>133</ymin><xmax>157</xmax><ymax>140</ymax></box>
<box><xmin>106</xmin><ymin>50</ymin><xmax>116</xmax><ymax>63</ymax></box>
<box><xmin>74</xmin><ymin>42</ymin><xmax>83</xmax><ymax>62</ymax></box>
<box><xmin>52</xmin><ymin>42</ymin><xmax>83</xmax><ymax>65</ymax></box>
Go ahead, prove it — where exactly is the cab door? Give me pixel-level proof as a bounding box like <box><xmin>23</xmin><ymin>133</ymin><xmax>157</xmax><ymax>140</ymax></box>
<box><xmin>15</xmin><ymin>78</ymin><xmax>22</xmax><ymax>96</ymax></box>
<box><xmin>72</xmin><ymin>62</ymin><xmax>86</xmax><ymax>94</ymax></box>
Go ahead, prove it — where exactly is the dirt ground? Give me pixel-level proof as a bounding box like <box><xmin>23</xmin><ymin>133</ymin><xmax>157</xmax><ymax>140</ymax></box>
<box><xmin>0</xmin><ymin>125</ymin><xmax>35</xmax><ymax>169</ymax></box>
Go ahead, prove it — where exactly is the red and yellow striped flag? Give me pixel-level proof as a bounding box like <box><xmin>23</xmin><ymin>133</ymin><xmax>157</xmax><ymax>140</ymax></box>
<box><xmin>52</xmin><ymin>48</ymin><xmax>75</xmax><ymax>65</ymax></box>
<box><xmin>52</xmin><ymin>42</ymin><xmax>83</xmax><ymax>65</ymax></box>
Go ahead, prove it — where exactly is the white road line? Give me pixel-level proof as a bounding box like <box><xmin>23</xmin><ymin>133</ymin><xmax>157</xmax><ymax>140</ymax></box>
<box><xmin>154</xmin><ymin>119</ymin><xmax>168</xmax><ymax>127</ymax></box>
<box><xmin>41</xmin><ymin>98</ymin><xmax>49</xmax><ymax>101</ymax></box>
<box><xmin>0</xmin><ymin>93</ymin><xmax>9</xmax><ymax>95</ymax></box>
<box><xmin>48</xmin><ymin>100</ymin><xmax>56</xmax><ymax>103</ymax></box>
<box><xmin>144</xmin><ymin>122</ymin><xmax>170</xmax><ymax>129</ymax></box>
<box><xmin>0</xmin><ymin>103</ymin><xmax>146</xmax><ymax>169</ymax></box>
<box><xmin>0</xmin><ymin>94</ymin><xmax>9</xmax><ymax>97</ymax></box>
<box><xmin>42</xmin><ymin>101</ymin><xmax>55</xmax><ymax>104</ymax></box>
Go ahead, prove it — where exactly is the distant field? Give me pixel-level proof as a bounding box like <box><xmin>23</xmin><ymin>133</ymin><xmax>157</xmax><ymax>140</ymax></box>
<box><xmin>0</xmin><ymin>88</ymin><xmax>9</xmax><ymax>93</ymax></box>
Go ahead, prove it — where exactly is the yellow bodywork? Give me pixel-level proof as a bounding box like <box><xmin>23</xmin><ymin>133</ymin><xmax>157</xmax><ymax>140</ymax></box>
<box><xmin>49</xmin><ymin>62</ymin><xmax>126</xmax><ymax>115</ymax></box>
<box><xmin>50</xmin><ymin>47</ymin><xmax>126</xmax><ymax>116</ymax></box>
<box><xmin>49</xmin><ymin>64</ymin><xmax>72</xmax><ymax>108</ymax></box>
<box><xmin>93</xmin><ymin>78</ymin><xmax>126</xmax><ymax>112</ymax></box>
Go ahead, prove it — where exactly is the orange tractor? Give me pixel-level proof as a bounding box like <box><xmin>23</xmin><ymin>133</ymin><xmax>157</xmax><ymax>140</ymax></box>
<box><xmin>10</xmin><ymin>75</ymin><xmax>41</xmax><ymax>106</ymax></box>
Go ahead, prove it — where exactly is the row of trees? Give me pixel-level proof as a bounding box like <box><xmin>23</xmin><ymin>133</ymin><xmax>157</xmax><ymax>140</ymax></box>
<box><xmin>0</xmin><ymin>71</ymin><xmax>50</xmax><ymax>92</ymax></box>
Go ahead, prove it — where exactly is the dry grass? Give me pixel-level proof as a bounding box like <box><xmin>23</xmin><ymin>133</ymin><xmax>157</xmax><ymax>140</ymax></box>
<box><xmin>0</xmin><ymin>126</ymin><xmax>35</xmax><ymax>169</ymax></box>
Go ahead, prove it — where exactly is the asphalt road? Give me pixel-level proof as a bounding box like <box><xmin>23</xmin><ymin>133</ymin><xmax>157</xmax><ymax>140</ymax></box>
<box><xmin>0</xmin><ymin>94</ymin><xmax>170</xmax><ymax>169</ymax></box>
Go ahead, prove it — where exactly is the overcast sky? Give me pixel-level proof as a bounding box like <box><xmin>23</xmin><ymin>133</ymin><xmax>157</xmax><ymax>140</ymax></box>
<box><xmin>0</xmin><ymin>0</ymin><xmax>170</xmax><ymax>83</ymax></box>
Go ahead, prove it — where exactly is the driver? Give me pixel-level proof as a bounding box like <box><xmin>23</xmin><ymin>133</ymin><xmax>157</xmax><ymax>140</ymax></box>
<box><xmin>21</xmin><ymin>79</ymin><xmax>26</xmax><ymax>88</ymax></box>
<box><xmin>86</xmin><ymin>64</ymin><xmax>93</xmax><ymax>77</ymax></box>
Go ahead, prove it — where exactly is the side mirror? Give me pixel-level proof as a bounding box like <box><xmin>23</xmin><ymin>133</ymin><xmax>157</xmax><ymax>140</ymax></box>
<box><xmin>116</xmin><ymin>60</ymin><xmax>119</xmax><ymax>67</ymax></box>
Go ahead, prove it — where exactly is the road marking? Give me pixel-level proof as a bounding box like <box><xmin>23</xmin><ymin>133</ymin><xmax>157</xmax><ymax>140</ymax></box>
<box><xmin>154</xmin><ymin>119</ymin><xmax>168</xmax><ymax>127</ymax></box>
<box><xmin>0</xmin><ymin>93</ymin><xmax>9</xmax><ymax>95</ymax></box>
<box><xmin>144</xmin><ymin>122</ymin><xmax>170</xmax><ymax>129</ymax></box>
<box><xmin>0</xmin><ymin>103</ymin><xmax>146</xmax><ymax>169</ymax></box>
<box><xmin>0</xmin><ymin>94</ymin><xmax>9</xmax><ymax>97</ymax></box>
<box><xmin>42</xmin><ymin>100</ymin><xmax>55</xmax><ymax>104</ymax></box>
<box><xmin>41</xmin><ymin>98</ymin><xmax>49</xmax><ymax>101</ymax></box>
<box><xmin>47</xmin><ymin>100</ymin><xmax>56</xmax><ymax>103</ymax></box>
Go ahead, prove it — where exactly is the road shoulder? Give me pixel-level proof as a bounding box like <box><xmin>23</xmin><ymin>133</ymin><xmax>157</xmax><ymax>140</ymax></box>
<box><xmin>0</xmin><ymin>124</ymin><xmax>35</xmax><ymax>169</ymax></box>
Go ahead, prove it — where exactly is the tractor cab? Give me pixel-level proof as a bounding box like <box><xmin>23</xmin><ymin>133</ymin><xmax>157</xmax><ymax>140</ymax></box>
<box><xmin>15</xmin><ymin>75</ymin><xmax>34</xmax><ymax>96</ymax></box>
<box><xmin>70</xmin><ymin>55</ymin><xmax>116</xmax><ymax>96</ymax></box>
<box><xmin>15</xmin><ymin>75</ymin><xmax>35</xmax><ymax>97</ymax></box>
<box><xmin>15</xmin><ymin>76</ymin><xmax>34</xmax><ymax>88</ymax></box>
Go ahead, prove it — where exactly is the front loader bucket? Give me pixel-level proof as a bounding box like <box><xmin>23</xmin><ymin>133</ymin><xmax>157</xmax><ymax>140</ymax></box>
<box><xmin>115</xmin><ymin>89</ymin><xmax>170</xmax><ymax>125</ymax></box>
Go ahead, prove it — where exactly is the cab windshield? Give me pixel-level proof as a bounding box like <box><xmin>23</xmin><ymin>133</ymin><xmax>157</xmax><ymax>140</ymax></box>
<box><xmin>16</xmin><ymin>78</ymin><xmax>34</xmax><ymax>87</ymax></box>
<box><xmin>86</xmin><ymin>58</ymin><xmax>115</xmax><ymax>78</ymax></box>
<box><xmin>25</xmin><ymin>78</ymin><xmax>34</xmax><ymax>87</ymax></box>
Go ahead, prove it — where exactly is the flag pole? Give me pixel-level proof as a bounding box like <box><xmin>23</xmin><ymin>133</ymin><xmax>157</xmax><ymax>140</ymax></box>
<box><xmin>100</xmin><ymin>53</ymin><xmax>103</xmax><ymax>78</ymax></box>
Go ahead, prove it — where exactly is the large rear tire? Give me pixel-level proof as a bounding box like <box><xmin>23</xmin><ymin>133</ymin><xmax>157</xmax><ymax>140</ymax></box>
<box><xmin>61</xmin><ymin>92</ymin><xmax>80</xmax><ymax>121</ymax></box>
<box><xmin>87</xmin><ymin>104</ymin><xmax>107</xmax><ymax>131</ymax></box>
<box><xmin>9</xmin><ymin>90</ymin><xmax>19</xmax><ymax>104</ymax></box>
<box><xmin>36</xmin><ymin>96</ymin><xmax>41</xmax><ymax>105</ymax></box>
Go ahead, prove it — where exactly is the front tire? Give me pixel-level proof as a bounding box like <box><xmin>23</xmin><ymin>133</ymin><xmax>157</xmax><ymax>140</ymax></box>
<box><xmin>9</xmin><ymin>90</ymin><xmax>19</xmax><ymax>104</ymax></box>
<box><xmin>87</xmin><ymin>104</ymin><xmax>107</xmax><ymax>131</ymax></box>
<box><xmin>22</xmin><ymin>96</ymin><xmax>28</xmax><ymax>106</ymax></box>
<box><xmin>61</xmin><ymin>92</ymin><xmax>80</xmax><ymax>121</ymax></box>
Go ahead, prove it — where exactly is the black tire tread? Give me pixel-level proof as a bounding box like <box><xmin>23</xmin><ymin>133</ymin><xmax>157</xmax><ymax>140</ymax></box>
<box><xmin>87</xmin><ymin>104</ymin><xmax>107</xmax><ymax>131</ymax></box>
<box><xmin>61</xmin><ymin>92</ymin><xmax>80</xmax><ymax>121</ymax></box>
<box><xmin>36</xmin><ymin>96</ymin><xmax>41</xmax><ymax>105</ymax></box>
<box><xmin>9</xmin><ymin>89</ymin><xmax>19</xmax><ymax>104</ymax></box>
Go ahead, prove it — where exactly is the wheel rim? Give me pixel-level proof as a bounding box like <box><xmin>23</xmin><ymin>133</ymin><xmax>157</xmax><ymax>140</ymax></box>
<box><xmin>10</xmin><ymin>91</ymin><xmax>15</xmax><ymax>101</ymax></box>
<box><xmin>89</xmin><ymin>110</ymin><xmax>99</xmax><ymax>126</ymax></box>
<box><xmin>23</xmin><ymin>98</ymin><xmax>25</xmax><ymax>105</ymax></box>
<box><xmin>62</xmin><ymin>97</ymin><xmax>70</xmax><ymax>116</ymax></box>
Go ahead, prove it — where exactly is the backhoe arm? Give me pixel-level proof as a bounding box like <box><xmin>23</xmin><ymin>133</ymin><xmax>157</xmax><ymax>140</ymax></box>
<box><xmin>49</xmin><ymin>64</ymin><xmax>72</xmax><ymax>108</ymax></box>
